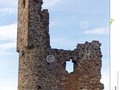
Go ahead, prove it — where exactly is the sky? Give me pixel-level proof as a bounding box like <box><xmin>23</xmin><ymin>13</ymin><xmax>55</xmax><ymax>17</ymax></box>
<box><xmin>0</xmin><ymin>0</ymin><xmax>110</xmax><ymax>90</ymax></box>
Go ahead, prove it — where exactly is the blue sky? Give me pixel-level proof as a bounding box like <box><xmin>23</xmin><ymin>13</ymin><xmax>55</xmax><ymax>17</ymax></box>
<box><xmin>0</xmin><ymin>0</ymin><xmax>109</xmax><ymax>90</ymax></box>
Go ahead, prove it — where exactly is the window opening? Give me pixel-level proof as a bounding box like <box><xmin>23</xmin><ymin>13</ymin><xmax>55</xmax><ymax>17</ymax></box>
<box><xmin>23</xmin><ymin>0</ymin><xmax>26</xmax><ymax>8</ymax></box>
<box><xmin>65</xmin><ymin>59</ymin><xmax>74</xmax><ymax>73</ymax></box>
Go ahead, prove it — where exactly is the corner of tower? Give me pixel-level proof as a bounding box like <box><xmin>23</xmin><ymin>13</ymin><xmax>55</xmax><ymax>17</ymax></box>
<box><xmin>17</xmin><ymin>0</ymin><xmax>50</xmax><ymax>52</ymax></box>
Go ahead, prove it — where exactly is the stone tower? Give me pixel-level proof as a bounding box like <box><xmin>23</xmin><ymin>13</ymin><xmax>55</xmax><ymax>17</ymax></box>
<box><xmin>17</xmin><ymin>0</ymin><xmax>104</xmax><ymax>90</ymax></box>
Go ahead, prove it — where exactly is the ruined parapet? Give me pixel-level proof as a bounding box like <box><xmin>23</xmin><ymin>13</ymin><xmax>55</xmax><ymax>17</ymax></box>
<box><xmin>17</xmin><ymin>0</ymin><xmax>104</xmax><ymax>90</ymax></box>
<box><xmin>70</xmin><ymin>41</ymin><xmax>104</xmax><ymax>90</ymax></box>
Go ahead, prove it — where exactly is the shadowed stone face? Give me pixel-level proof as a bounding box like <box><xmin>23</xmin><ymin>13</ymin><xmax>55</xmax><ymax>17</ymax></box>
<box><xmin>17</xmin><ymin>0</ymin><xmax>104</xmax><ymax>90</ymax></box>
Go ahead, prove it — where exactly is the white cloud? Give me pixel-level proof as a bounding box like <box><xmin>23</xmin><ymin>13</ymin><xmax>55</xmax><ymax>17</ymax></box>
<box><xmin>0</xmin><ymin>7</ymin><xmax>17</xmax><ymax>15</ymax></box>
<box><xmin>0</xmin><ymin>0</ymin><xmax>16</xmax><ymax>3</ymax></box>
<box><xmin>0</xmin><ymin>23</ymin><xmax>17</xmax><ymax>55</ymax></box>
<box><xmin>0</xmin><ymin>23</ymin><xmax>17</xmax><ymax>41</ymax></box>
<box><xmin>43</xmin><ymin>0</ymin><xmax>61</xmax><ymax>8</ymax></box>
<box><xmin>0</xmin><ymin>75</ymin><xmax>17</xmax><ymax>90</ymax></box>
<box><xmin>0</xmin><ymin>0</ymin><xmax>17</xmax><ymax>15</ymax></box>
<box><xmin>51</xmin><ymin>37</ymin><xmax>78</xmax><ymax>49</ymax></box>
<box><xmin>0</xmin><ymin>42</ymin><xmax>16</xmax><ymax>50</ymax></box>
<box><xmin>0</xmin><ymin>42</ymin><xmax>16</xmax><ymax>55</ymax></box>
<box><xmin>101</xmin><ymin>71</ymin><xmax>110</xmax><ymax>90</ymax></box>
<box><xmin>84</xmin><ymin>27</ymin><xmax>109</xmax><ymax>35</ymax></box>
<box><xmin>0</xmin><ymin>0</ymin><xmax>17</xmax><ymax>6</ymax></box>
<box><xmin>0</xmin><ymin>50</ymin><xmax>15</xmax><ymax>55</ymax></box>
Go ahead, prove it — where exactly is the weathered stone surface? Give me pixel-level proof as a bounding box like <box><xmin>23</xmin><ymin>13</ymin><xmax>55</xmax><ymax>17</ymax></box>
<box><xmin>17</xmin><ymin>0</ymin><xmax>104</xmax><ymax>90</ymax></box>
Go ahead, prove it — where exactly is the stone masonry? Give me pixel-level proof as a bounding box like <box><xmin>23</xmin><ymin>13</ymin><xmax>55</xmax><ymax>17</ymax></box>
<box><xmin>17</xmin><ymin>0</ymin><xmax>104</xmax><ymax>90</ymax></box>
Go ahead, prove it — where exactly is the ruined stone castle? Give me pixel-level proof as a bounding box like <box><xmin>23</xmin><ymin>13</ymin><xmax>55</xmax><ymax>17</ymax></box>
<box><xmin>17</xmin><ymin>0</ymin><xmax>104</xmax><ymax>90</ymax></box>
